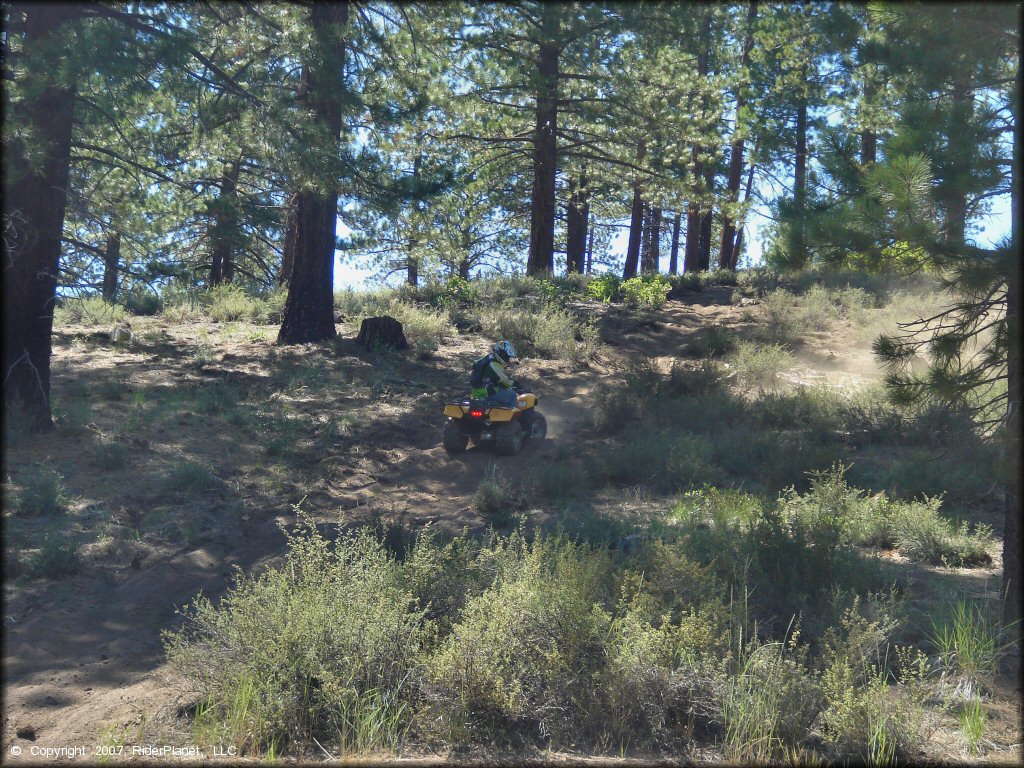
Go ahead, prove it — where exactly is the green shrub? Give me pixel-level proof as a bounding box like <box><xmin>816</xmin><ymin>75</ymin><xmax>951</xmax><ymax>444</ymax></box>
<box><xmin>587</xmin><ymin>273</ymin><xmax>621</xmax><ymax>303</ymax></box>
<box><xmin>474</xmin><ymin>465</ymin><xmax>528</xmax><ymax>527</ymax></box>
<box><xmin>26</xmin><ymin>535</ymin><xmax>80</xmax><ymax>578</ymax></box>
<box><xmin>14</xmin><ymin>468</ymin><xmax>67</xmax><ymax>516</ymax></box>
<box><xmin>721</xmin><ymin>637</ymin><xmax>820</xmax><ymax>763</ymax></box>
<box><xmin>208</xmin><ymin>284</ymin><xmax>260</xmax><ymax>323</ymax></box>
<box><xmin>477</xmin><ymin>304</ymin><xmax>597</xmax><ymax>365</ymax></box>
<box><xmin>54</xmin><ymin>296</ymin><xmax>128</xmax><ymax>326</ymax></box>
<box><xmin>93</xmin><ymin>441</ymin><xmax>130</xmax><ymax>471</ymax></box>
<box><xmin>422</xmin><ymin>534</ymin><xmax>615</xmax><ymax>747</ymax></box>
<box><xmin>163</xmin><ymin>460</ymin><xmax>220</xmax><ymax>495</ymax></box>
<box><xmin>928</xmin><ymin>599</ymin><xmax>1017</xmax><ymax>690</ymax></box>
<box><xmin>728</xmin><ymin>341</ymin><xmax>795</xmax><ymax>389</ymax></box>
<box><xmin>959</xmin><ymin>698</ymin><xmax>986</xmax><ymax>755</ymax></box>
<box><xmin>620</xmin><ymin>274</ymin><xmax>670</xmax><ymax>309</ymax></box>
<box><xmin>165</xmin><ymin>522</ymin><xmax>423</xmax><ymax>755</ymax></box>
<box><xmin>695</xmin><ymin>325</ymin><xmax>737</xmax><ymax>357</ymax></box>
<box><xmin>124</xmin><ymin>289</ymin><xmax>162</xmax><ymax>316</ymax></box>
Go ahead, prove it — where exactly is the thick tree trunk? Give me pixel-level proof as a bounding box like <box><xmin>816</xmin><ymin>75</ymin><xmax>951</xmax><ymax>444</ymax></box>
<box><xmin>861</xmin><ymin>130</ymin><xmax>877</xmax><ymax>167</ymax></box>
<box><xmin>646</xmin><ymin>206</ymin><xmax>661</xmax><ymax>273</ymax></box>
<box><xmin>566</xmin><ymin>169</ymin><xmax>588</xmax><ymax>274</ymax></box>
<box><xmin>209</xmin><ymin>161</ymin><xmax>239</xmax><ymax>285</ymax></box>
<box><xmin>278</xmin><ymin>3</ymin><xmax>348</xmax><ymax>345</ymax></box>
<box><xmin>2</xmin><ymin>4</ymin><xmax>79</xmax><ymax>430</ymax></box>
<box><xmin>623</xmin><ymin>140</ymin><xmax>646</xmax><ymax>279</ymax></box>
<box><xmin>526</xmin><ymin>3</ymin><xmax>559</xmax><ymax>276</ymax></box>
<box><xmin>719</xmin><ymin>2</ymin><xmax>757</xmax><ymax>271</ymax></box>
<box><xmin>585</xmin><ymin>220</ymin><xmax>594</xmax><ymax>274</ymax></box>
<box><xmin>668</xmin><ymin>212</ymin><xmax>681</xmax><ymax>275</ymax></box>
<box><xmin>623</xmin><ymin>190</ymin><xmax>644</xmax><ymax>279</ymax></box>
<box><xmin>640</xmin><ymin>204</ymin><xmax>653</xmax><ymax>273</ymax></box>
<box><xmin>102</xmin><ymin>232</ymin><xmax>120</xmax><ymax>302</ymax></box>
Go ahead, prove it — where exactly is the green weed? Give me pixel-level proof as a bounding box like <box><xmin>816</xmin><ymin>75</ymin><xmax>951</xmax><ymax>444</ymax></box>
<box><xmin>54</xmin><ymin>296</ymin><xmax>128</xmax><ymax>326</ymax></box>
<box><xmin>13</xmin><ymin>468</ymin><xmax>67</xmax><ymax>516</ymax></box>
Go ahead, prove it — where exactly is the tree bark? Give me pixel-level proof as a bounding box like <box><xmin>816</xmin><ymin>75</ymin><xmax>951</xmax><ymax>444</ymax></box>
<box><xmin>102</xmin><ymin>232</ymin><xmax>120</xmax><ymax>302</ymax></box>
<box><xmin>2</xmin><ymin>3</ymin><xmax>79</xmax><ymax>430</ymax></box>
<box><xmin>585</xmin><ymin>219</ymin><xmax>594</xmax><ymax>274</ymax></box>
<box><xmin>623</xmin><ymin>140</ymin><xmax>646</xmax><ymax>279</ymax></box>
<box><xmin>640</xmin><ymin>203</ymin><xmax>653</xmax><ymax>273</ymax></box>
<box><xmin>566</xmin><ymin>169</ymin><xmax>588</xmax><ymax>274</ymax></box>
<box><xmin>720</xmin><ymin>1</ymin><xmax>758</xmax><ymax>271</ymax></box>
<box><xmin>698</xmin><ymin>165</ymin><xmax>714</xmax><ymax>271</ymax></box>
<box><xmin>278</xmin><ymin>3</ymin><xmax>348</xmax><ymax>345</ymax></box>
<box><xmin>526</xmin><ymin>3</ymin><xmax>560</xmax><ymax>276</ymax></box>
<box><xmin>668</xmin><ymin>212</ymin><xmax>682</xmax><ymax>275</ymax></box>
<box><xmin>646</xmin><ymin>206</ymin><xmax>661</xmax><ymax>273</ymax></box>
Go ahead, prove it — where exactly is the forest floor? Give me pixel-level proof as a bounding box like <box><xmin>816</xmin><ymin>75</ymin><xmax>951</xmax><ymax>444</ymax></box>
<box><xmin>3</xmin><ymin>286</ymin><xmax>1020</xmax><ymax>763</ymax></box>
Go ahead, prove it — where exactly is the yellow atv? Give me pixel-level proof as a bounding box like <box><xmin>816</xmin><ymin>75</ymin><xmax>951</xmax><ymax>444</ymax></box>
<box><xmin>442</xmin><ymin>389</ymin><xmax>547</xmax><ymax>456</ymax></box>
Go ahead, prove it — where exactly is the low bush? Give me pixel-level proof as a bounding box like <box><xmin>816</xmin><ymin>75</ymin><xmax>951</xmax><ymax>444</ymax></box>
<box><xmin>54</xmin><ymin>296</ymin><xmax>128</xmax><ymax>326</ymax></box>
<box><xmin>474</xmin><ymin>465</ymin><xmax>528</xmax><ymax>528</ymax></box>
<box><xmin>928</xmin><ymin>599</ymin><xmax>1017</xmax><ymax>690</ymax></box>
<box><xmin>13</xmin><ymin>468</ymin><xmax>67</xmax><ymax>516</ymax></box>
<box><xmin>165</xmin><ymin>522</ymin><xmax>424</xmax><ymax>755</ymax></box>
<box><xmin>587</xmin><ymin>273</ymin><xmax>621</xmax><ymax>303</ymax></box>
<box><xmin>26</xmin><ymin>535</ymin><xmax>80</xmax><ymax>579</ymax></box>
<box><xmin>621</xmin><ymin>274</ymin><xmax>670</xmax><ymax>309</ymax></box>
<box><xmin>477</xmin><ymin>304</ymin><xmax>597</xmax><ymax>366</ymax></box>
<box><xmin>208</xmin><ymin>284</ymin><xmax>261</xmax><ymax>323</ymax></box>
<box><xmin>124</xmin><ymin>289</ymin><xmax>162</xmax><ymax>316</ymax></box>
<box><xmin>728</xmin><ymin>341</ymin><xmax>795</xmax><ymax>389</ymax></box>
<box><xmin>163</xmin><ymin>460</ymin><xmax>220</xmax><ymax>496</ymax></box>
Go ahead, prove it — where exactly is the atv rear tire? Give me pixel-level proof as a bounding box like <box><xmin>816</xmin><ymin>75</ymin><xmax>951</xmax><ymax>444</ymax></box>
<box><xmin>522</xmin><ymin>412</ymin><xmax>547</xmax><ymax>441</ymax></box>
<box><xmin>443</xmin><ymin>420</ymin><xmax>469</xmax><ymax>454</ymax></box>
<box><xmin>494</xmin><ymin>420</ymin><xmax>524</xmax><ymax>456</ymax></box>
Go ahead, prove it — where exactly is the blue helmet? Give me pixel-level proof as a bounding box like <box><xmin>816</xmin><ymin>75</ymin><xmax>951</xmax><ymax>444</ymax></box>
<box><xmin>493</xmin><ymin>340</ymin><xmax>516</xmax><ymax>363</ymax></box>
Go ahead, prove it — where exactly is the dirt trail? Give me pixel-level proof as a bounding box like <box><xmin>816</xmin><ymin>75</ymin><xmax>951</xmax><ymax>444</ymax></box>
<box><xmin>1</xmin><ymin>287</ymin><xmax>891</xmax><ymax>758</ymax></box>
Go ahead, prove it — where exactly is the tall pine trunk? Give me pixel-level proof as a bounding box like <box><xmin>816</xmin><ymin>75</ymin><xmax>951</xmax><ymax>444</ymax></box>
<box><xmin>623</xmin><ymin>140</ymin><xmax>646</xmax><ymax>279</ymax></box>
<box><xmin>566</xmin><ymin>169</ymin><xmax>588</xmax><ymax>274</ymax></box>
<box><xmin>585</xmin><ymin>221</ymin><xmax>594</xmax><ymax>274</ymax></box>
<box><xmin>526</xmin><ymin>3</ymin><xmax>559</xmax><ymax>276</ymax></box>
<box><xmin>2</xmin><ymin>4</ymin><xmax>79</xmax><ymax>430</ymax></box>
<box><xmin>668</xmin><ymin>212</ymin><xmax>681</xmax><ymax>275</ymax></box>
<box><xmin>646</xmin><ymin>207</ymin><xmax>661</xmax><ymax>273</ymax></box>
<box><xmin>698</xmin><ymin>165</ymin><xmax>715</xmax><ymax>271</ymax></box>
<box><xmin>640</xmin><ymin>203</ymin><xmax>653</xmax><ymax>272</ymax></box>
<box><xmin>278</xmin><ymin>3</ymin><xmax>348</xmax><ymax>345</ymax></box>
<box><xmin>102</xmin><ymin>232</ymin><xmax>120</xmax><ymax>302</ymax></box>
<box><xmin>720</xmin><ymin>1</ymin><xmax>758</xmax><ymax>271</ymax></box>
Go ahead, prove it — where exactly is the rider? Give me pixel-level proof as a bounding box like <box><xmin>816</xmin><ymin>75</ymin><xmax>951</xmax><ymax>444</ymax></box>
<box><xmin>470</xmin><ymin>341</ymin><xmax>518</xmax><ymax>408</ymax></box>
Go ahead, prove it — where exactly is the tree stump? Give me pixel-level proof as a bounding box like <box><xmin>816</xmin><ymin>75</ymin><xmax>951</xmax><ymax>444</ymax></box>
<box><xmin>355</xmin><ymin>316</ymin><xmax>407</xmax><ymax>352</ymax></box>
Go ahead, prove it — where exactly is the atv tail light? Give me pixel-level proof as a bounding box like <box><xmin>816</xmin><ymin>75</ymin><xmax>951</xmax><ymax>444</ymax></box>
<box><xmin>470</xmin><ymin>409</ymin><xmax>484</xmax><ymax>418</ymax></box>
